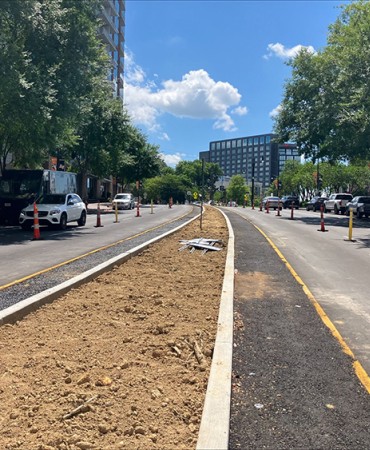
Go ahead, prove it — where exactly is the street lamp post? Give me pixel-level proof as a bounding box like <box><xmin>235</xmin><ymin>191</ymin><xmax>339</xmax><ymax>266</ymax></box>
<box><xmin>251</xmin><ymin>158</ymin><xmax>255</xmax><ymax>208</ymax></box>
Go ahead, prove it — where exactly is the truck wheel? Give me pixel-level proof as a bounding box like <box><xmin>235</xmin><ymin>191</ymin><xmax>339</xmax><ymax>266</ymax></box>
<box><xmin>77</xmin><ymin>211</ymin><xmax>86</xmax><ymax>226</ymax></box>
<box><xmin>59</xmin><ymin>213</ymin><xmax>67</xmax><ymax>230</ymax></box>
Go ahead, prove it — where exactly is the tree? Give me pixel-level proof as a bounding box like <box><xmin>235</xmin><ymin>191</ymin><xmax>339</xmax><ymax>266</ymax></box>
<box><xmin>175</xmin><ymin>160</ymin><xmax>223</xmax><ymax>199</ymax></box>
<box><xmin>274</xmin><ymin>1</ymin><xmax>370</xmax><ymax>162</ymax></box>
<box><xmin>226</xmin><ymin>175</ymin><xmax>248</xmax><ymax>205</ymax></box>
<box><xmin>0</xmin><ymin>0</ymin><xmax>109</xmax><ymax>173</ymax></box>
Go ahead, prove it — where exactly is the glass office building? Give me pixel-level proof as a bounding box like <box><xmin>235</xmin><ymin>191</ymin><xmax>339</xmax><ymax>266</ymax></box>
<box><xmin>201</xmin><ymin>134</ymin><xmax>300</xmax><ymax>189</ymax></box>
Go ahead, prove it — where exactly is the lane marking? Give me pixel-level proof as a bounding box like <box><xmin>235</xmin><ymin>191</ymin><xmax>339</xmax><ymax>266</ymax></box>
<box><xmin>0</xmin><ymin>209</ymin><xmax>193</xmax><ymax>292</ymax></box>
<box><xmin>232</xmin><ymin>209</ymin><xmax>370</xmax><ymax>394</ymax></box>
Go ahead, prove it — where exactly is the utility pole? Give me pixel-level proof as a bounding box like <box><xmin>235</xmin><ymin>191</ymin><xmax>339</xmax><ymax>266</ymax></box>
<box><xmin>251</xmin><ymin>158</ymin><xmax>255</xmax><ymax>208</ymax></box>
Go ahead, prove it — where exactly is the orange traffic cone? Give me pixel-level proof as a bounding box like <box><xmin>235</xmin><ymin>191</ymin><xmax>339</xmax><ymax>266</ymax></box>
<box><xmin>32</xmin><ymin>202</ymin><xmax>41</xmax><ymax>240</ymax></box>
<box><xmin>135</xmin><ymin>199</ymin><xmax>141</xmax><ymax>217</ymax></box>
<box><xmin>94</xmin><ymin>202</ymin><xmax>103</xmax><ymax>227</ymax></box>
<box><xmin>317</xmin><ymin>204</ymin><xmax>328</xmax><ymax>232</ymax></box>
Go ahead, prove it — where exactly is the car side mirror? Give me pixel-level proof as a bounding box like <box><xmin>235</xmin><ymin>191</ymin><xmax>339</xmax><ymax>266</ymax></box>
<box><xmin>67</xmin><ymin>200</ymin><xmax>74</xmax><ymax>206</ymax></box>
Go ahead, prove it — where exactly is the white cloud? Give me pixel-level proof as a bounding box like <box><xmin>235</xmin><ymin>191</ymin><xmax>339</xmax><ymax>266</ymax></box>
<box><xmin>160</xmin><ymin>152</ymin><xmax>184</xmax><ymax>167</ymax></box>
<box><xmin>264</xmin><ymin>42</ymin><xmax>316</xmax><ymax>60</ymax></box>
<box><xmin>269</xmin><ymin>104</ymin><xmax>282</xmax><ymax>118</ymax></box>
<box><xmin>231</xmin><ymin>106</ymin><xmax>248</xmax><ymax>116</ymax></box>
<box><xmin>124</xmin><ymin>51</ymin><xmax>248</xmax><ymax>135</ymax></box>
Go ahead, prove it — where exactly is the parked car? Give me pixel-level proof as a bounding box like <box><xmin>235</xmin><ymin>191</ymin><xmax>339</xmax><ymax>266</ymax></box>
<box><xmin>111</xmin><ymin>193</ymin><xmax>135</xmax><ymax>210</ymax></box>
<box><xmin>281</xmin><ymin>195</ymin><xmax>300</xmax><ymax>209</ymax></box>
<box><xmin>262</xmin><ymin>196</ymin><xmax>282</xmax><ymax>210</ymax></box>
<box><xmin>19</xmin><ymin>193</ymin><xmax>87</xmax><ymax>230</ymax></box>
<box><xmin>306</xmin><ymin>196</ymin><xmax>328</xmax><ymax>212</ymax></box>
<box><xmin>324</xmin><ymin>193</ymin><xmax>353</xmax><ymax>214</ymax></box>
<box><xmin>345</xmin><ymin>196</ymin><xmax>370</xmax><ymax>218</ymax></box>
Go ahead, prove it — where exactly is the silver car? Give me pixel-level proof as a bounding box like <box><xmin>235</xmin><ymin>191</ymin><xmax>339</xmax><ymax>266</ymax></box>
<box><xmin>262</xmin><ymin>196</ymin><xmax>282</xmax><ymax>210</ymax></box>
<box><xmin>112</xmin><ymin>193</ymin><xmax>135</xmax><ymax>210</ymax></box>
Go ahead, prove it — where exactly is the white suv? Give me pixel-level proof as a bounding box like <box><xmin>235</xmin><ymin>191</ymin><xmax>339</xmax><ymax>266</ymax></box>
<box><xmin>19</xmin><ymin>193</ymin><xmax>87</xmax><ymax>230</ymax></box>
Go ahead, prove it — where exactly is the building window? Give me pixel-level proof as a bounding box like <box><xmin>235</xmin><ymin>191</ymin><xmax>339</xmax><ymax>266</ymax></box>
<box><xmin>211</xmin><ymin>143</ymin><xmax>215</xmax><ymax>150</ymax></box>
<box><xmin>222</xmin><ymin>141</ymin><xmax>226</xmax><ymax>149</ymax></box>
<box><xmin>254</xmin><ymin>137</ymin><xmax>259</xmax><ymax>145</ymax></box>
<box><xmin>260</xmin><ymin>136</ymin><xmax>265</xmax><ymax>144</ymax></box>
<box><xmin>266</xmin><ymin>135</ymin><xmax>271</xmax><ymax>144</ymax></box>
<box><xmin>232</xmin><ymin>140</ymin><xmax>236</xmax><ymax>148</ymax></box>
<box><xmin>226</xmin><ymin>141</ymin><xmax>231</xmax><ymax>148</ymax></box>
<box><xmin>216</xmin><ymin>142</ymin><xmax>221</xmax><ymax>150</ymax></box>
<box><xmin>248</xmin><ymin>138</ymin><xmax>253</xmax><ymax>145</ymax></box>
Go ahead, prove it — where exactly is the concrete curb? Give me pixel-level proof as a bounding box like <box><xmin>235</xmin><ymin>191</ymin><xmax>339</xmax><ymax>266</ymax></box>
<box><xmin>196</xmin><ymin>209</ymin><xmax>234</xmax><ymax>450</ymax></box>
<box><xmin>0</xmin><ymin>214</ymin><xmax>200</xmax><ymax>325</ymax></box>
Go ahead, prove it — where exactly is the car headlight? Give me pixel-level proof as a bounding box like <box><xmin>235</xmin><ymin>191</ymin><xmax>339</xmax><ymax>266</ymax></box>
<box><xmin>49</xmin><ymin>208</ymin><xmax>61</xmax><ymax>216</ymax></box>
<box><xmin>20</xmin><ymin>210</ymin><xmax>26</xmax><ymax>216</ymax></box>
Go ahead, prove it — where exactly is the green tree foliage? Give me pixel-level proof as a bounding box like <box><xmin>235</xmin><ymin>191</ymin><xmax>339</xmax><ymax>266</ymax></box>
<box><xmin>274</xmin><ymin>1</ymin><xmax>370</xmax><ymax>162</ymax></box>
<box><xmin>144</xmin><ymin>174</ymin><xmax>188</xmax><ymax>204</ymax></box>
<box><xmin>277</xmin><ymin>160</ymin><xmax>370</xmax><ymax>199</ymax></box>
<box><xmin>226</xmin><ymin>175</ymin><xmax>248</xmax><ymax>205</ymax></box>
<box><xmin>0</xmin><ymin>0</ymin><xmax>109</xmax><ymax>172</ymax></box>
<box><xmin>175</xmin><ymin>160</ymin><xmax>223</xmax><ymax>198</ymax></box>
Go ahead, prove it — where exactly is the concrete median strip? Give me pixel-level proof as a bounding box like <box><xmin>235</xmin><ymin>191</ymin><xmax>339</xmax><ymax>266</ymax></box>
<box><xmin>197</xmin><ymin>209</ymin><xmax>234</xmax><ymax>450</ymax></box>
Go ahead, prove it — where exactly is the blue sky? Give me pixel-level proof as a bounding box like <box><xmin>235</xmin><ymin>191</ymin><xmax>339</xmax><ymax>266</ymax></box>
<box><xmin>124</xmin><ymin>1</ymin><xmax>349</xmax><ymax>167</ymax></box>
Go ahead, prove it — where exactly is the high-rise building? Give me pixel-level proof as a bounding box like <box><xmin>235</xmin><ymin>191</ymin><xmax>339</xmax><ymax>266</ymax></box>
<box><xmin>99</xmin><ymin>0</ymin><xmax>125</xmax><ymax>99</ymax></box>
<box><xmin>200</xmin><ymin>133</ymin><xmax>300</xmax><ymax>190</ymax></box>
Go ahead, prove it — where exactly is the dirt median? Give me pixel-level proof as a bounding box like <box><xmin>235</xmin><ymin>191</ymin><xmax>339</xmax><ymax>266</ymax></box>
<box><xmin>0</xmin><ymin>207</ymin><xmax>228</xmax><ymax>450</ymax></box>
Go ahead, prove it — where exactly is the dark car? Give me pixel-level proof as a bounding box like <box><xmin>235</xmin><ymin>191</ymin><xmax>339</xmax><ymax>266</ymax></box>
<box><xmin>306</xmin><ymin>196</ymin><xmax>328</xmax><ymax>212</ymax></box>
<box><xmin>345</xmin><ymin>196</ymin><xmax>370</xmax><ymax>218</ymax></box>
<box><xmin>281</xmin><ymin>195</ymin><xmax>300</xmax><ymax>209</ymax></box>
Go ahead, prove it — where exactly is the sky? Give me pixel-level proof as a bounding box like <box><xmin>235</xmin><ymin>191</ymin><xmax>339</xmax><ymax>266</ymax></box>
<box><xmin>123</xmin><ymin>0</ymin><xmax>349</xmax><ymax>167</ymax></box>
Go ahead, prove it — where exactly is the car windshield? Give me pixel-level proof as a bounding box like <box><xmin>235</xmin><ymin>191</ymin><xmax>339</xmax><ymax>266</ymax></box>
<box><xmin>115</xmin><ymin>194</ymin><xmax>130</xmax><ymax>200</ymax></box>
<box><xmin>337</xmin><ymin>194</ymin><xmax>352</xmax><ymax>200</ymax></box>
<box><xmin>359</xmin><ymin>197</ymin><xmax>370</xmax><ymax>204</ymax></box>
<box><xmin>37</xmin><ymin>194</ymin><xmax>66</xmax><ymax>204</ymax></box>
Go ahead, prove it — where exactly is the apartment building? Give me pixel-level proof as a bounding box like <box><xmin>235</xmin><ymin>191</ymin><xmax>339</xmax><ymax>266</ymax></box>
<box><xmin>200</xmin><ymin>133</ymin><xmax>300</xmax><ymax>189</ymax></box>
<box><xmin>99</xmin><ymin>0</ymin><xmax>125</xmax><ymax>99</ymax></box>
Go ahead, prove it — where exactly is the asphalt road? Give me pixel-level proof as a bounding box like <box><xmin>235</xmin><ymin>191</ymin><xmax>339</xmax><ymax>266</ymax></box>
<box><xmin>229</xmin><ymin>206</ymin><xmax>370</xmax><ymax>376</ymax></box>
<box><xmin>0</xmin><ymin>204</ymin><xmax>194</xmax><ymax>287</ymax></box>
<box><xmin>224</xmin><ymin>209</ymin><xmax>370</xmax><ymax>450</ymax></box>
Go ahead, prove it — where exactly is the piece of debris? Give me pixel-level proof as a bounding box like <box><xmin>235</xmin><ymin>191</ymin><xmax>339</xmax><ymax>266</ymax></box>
<box><xmin>63</xmin><ymin>395</ymin><xmax>98</xmax><ymax>420</ymax></box>
<box><xmin>179</xmin><ymin>238</ymin><xmax>223</xmax><ymax>254</ymax></box>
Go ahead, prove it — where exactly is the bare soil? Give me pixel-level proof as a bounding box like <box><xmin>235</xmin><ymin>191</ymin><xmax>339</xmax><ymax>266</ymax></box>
<box><xmin>0</xmin><ymin>207</ymin><xmax>228</xmax><ymax>450</ymax></box>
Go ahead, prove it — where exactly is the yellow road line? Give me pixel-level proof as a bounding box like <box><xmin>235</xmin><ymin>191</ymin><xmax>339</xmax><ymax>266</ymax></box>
<box><xmin>0</xmin><ymin>209</ymin><xmax>193</xmax><ymax>292</ymax></box>
<box><xmin>234</xmin><ymin>210</ymin><xmax>370</xmax><ymax>394</ymax></box>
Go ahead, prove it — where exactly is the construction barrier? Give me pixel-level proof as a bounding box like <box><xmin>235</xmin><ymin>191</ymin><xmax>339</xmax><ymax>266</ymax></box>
<box><xmin>317</xmin><ymin>204</ymin><xmax>328</xmax><ymax>232</ymax></box>
<box><xmin>114</xmin><ymin>202</ymin><xmax>119</xmax><ymax>223</ymax></box>
<box><xmin>32</xmin><ymin>202</ymin><xmax>41</xmax><ymax>240</ymax></box>
<box><xmin>135</xmin><ymin>201</ymin><xmax>141</xmax><ymax>217</ymax></box>
<box><xmin>276</xmin><ymin>202</ymin><xmax>281</xmax><ymax>216</ymax></box>
<box><xmin>94</xmin><ymin>202</ymin><xmax>103</xmax><ymax>227</ymax></box>
<box><xmin>347</xmin><ymin>208</ymin><xmax>354</xmax><ymax>241</ymax></box>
